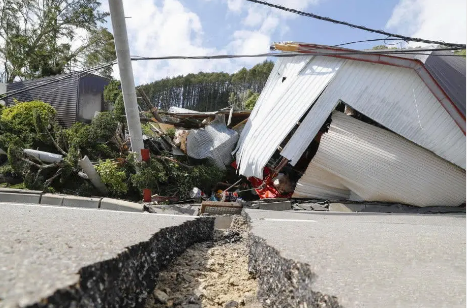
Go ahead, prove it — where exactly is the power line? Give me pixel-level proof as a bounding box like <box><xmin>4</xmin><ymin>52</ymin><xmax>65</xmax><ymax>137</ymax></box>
<box><xmin>0</xmin><ymin>62</ymin><xmax>115</xmax><ymax>100</ymax></box>
<box><xmin>131</xmin><ymin>48</ymin><xmax>465</xmax><ymax>62</ymax></box>
<box><xmin>1</xmin><ymin>48</ymin><xmax>463</xmax><ymax>99</ymax></box>
<box><xmin>333</xmin><ymin>38</ymin><xmax>405</xmax><ymax>47</ymax></box>
<box><xmin>245</xmin><ymin>0</ymin><xmax>466</xmax><ymax>49</ymax></box>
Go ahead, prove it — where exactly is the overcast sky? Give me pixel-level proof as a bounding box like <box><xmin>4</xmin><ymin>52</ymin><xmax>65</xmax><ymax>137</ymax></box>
<box><xmin>99</xmin><ymin>0</ymin><xmax>467</xmax><ymax>85</ymax></box>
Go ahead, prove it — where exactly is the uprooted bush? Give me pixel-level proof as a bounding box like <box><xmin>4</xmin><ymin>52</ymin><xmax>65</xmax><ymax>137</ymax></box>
<box><xmin>0</xmin><ymin>100</ymin><xmax>57</xmax><ymax>150</ymax></box>
<box><xmin>95</xmin><ymin>159</ymin><xmax>128</xmax><ymax>196</ymax></box>
<box><xmin>129</xmin><ymin>155</ymin><xmax>225</xmax><ymax>199</ymax></box>
<box><xmin>0</xmin><ymin>98</ymin><xmax>227</xmax><ymax>200</ymax></box>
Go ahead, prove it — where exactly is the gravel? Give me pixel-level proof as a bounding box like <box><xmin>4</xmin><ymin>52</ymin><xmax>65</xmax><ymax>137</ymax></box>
<box><xmin>145</xmin><ymin>216</ymin><xmax>262</xmax><ymax>308</ymax></box>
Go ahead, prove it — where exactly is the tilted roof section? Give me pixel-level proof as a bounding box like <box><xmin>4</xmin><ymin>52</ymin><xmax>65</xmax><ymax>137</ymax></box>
<box><xmin>272</xmin><ymin>42</ymin><xmax>466</xmax><ymax>133</ymax></box>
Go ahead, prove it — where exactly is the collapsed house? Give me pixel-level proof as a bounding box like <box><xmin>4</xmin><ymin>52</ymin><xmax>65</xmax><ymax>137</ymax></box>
<box><xmin>234</xmin><ymin>43</ymin><xmax>466</xmax><ymax>207</ymax></box>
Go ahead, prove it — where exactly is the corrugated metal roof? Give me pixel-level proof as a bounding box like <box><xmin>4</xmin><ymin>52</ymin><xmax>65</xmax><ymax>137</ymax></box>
<box><xmin>5</xmin><ymin>73</ymin><xmax>109</xmax><ymax>127</ymax></box>
<box><xmin>273</xmin><ymin>43</ymin><xmax>466</xmax><ymax>132</ymax></box>
<box><xmin>294</xmin><ymin>111</ymin><xmax>465</xmax><ymax>207</ymax></box>
<box><xmin>424</xmin><ymin>51</ymin><xmax>466</xmax><ymax>118</ymax></box>
<box><xmin>234</xmin><ymin>56</ymin><xmax>344</xmax><ymax>178</ymax></box>
<box><xmin>283</xmin><ymin>60</ymin><xmax>465</xmax><ymax>169</ymax></box>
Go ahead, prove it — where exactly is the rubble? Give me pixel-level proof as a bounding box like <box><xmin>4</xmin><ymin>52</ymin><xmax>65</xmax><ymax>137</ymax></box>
<box><xmin>145</xmin><ymin>216</ymin><xmax>261</xmax><ymax>308</ymax></box>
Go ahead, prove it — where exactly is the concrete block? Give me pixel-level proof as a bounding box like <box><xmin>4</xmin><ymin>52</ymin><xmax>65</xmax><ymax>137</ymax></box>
<box><xmin>100</xmin><ymin>198</ymin><xmax>143</xmax><ymax>213</ymax></box>
<box><xmin>62</xmin><ymin>195</ymin><xmax>100</xmax><ymax>209</ymax></box>
<box><xmin>328</xmin><ymin>203</ymin><xmax>366</xmax><ymax>212</ymax></box>
<box><xmin>258</xmin><ymin>201</ymin><xmax>292</xmax><ymax>211</ymax></box>
<box><xmin>297</xmin><ymin>203</ymin><xmax>328</xmax><ymax>211</ymax></box>
<box><xmin>0</xmin><ymin>192</ymin><xmax>41</xmax><ymax>203</ymax></box>
<box><xmin>40</xmin><ymin>194</ymin><xmax>64</xmax><ymax>206</ymax></box>
<box><xmin>214</xmin><ymin>216</ymin><xmax>233</xmax><ymax>230</ymax></box>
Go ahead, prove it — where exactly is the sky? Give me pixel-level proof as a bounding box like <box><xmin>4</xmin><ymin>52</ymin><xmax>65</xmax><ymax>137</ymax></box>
<box><xmin>99</xmin><ymin>0</ymin><xmax>467</xmax><ymax>85</ymax></box>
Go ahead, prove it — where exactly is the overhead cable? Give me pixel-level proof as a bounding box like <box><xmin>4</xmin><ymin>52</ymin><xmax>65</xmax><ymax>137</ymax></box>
<box><xmin>131</xmin><ymin>48</ymin><xmax>465</xmax><ymax>61</ymax></box>
<box><xmin>0</xmin><ymin>61</ymin><xmax>116</xmax><ymax>100</ymax></box>
<box><xmin>1</xmin><ymin>48</ymin><xmax>463</xmax><ymax>99</ymax></box>
<box><xmin>333</xmin><ymin>38</ymin><xmax>405</xmax><ymax>47</ymax></box>
<box><xmin>245</xmin><ymin>0</ymin><xmax>466</xmax><ymax>49</ymax></box>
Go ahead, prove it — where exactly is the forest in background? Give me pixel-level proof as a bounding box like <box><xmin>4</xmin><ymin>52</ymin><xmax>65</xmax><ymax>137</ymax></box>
<box><xmin>138</xmin><ymin>60</ymin><xmax>274</xmax><ymax>111</ymax></box>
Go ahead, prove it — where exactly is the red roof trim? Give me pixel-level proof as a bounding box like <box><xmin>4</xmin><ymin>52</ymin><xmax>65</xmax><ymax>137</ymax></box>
<box><xmin>288</xmin><ymin>43</ymin><xmax>466</xmax><ymax>134</ymax></box>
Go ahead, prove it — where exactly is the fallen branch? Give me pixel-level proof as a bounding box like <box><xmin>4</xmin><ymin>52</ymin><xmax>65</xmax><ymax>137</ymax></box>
<box><xmin>43</xmin><ymin>168</ymin><xmax>63</xmax><ymax>188</ymax></box>
<box><xmin>20</xmin><ymin>157</ymin><xmax>58</xmax><ymax>170</ymax></box>
<box><xmin>46</xmin><ymin>129</ymin><xmax>67</xmax><ymax>156</ymax></box>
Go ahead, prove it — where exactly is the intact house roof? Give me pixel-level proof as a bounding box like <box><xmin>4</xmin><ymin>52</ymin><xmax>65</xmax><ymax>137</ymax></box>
<box><xmin>4</xmin><ymin>73</ymin><xmax>110</xmax><ymax>127</ymax></box>
<box><xmin>234</xmin><ymin>43</ymin><xmax>466</xmax><ymax>206</ymax></box>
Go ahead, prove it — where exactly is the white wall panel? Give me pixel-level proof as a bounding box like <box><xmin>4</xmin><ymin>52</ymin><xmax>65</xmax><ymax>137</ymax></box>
<box><xmin>235</xmin><ymin>56</ymin><xmax>344</xmax><ymax>178</ymax></box>
<box><xmin>294</xmin><ymin>112</ymin><xmax>466</xmax><ymax>207</ymax></box>
<box><xmin>284</xmin><ymin>61</ymin><xmax>465</xmax><ymax>169</ymax></box>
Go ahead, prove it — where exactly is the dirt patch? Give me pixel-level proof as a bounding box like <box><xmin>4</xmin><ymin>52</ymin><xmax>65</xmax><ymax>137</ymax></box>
<box><xmin>145</xmin><ymin>216</ymin><xmax>261</xmax><ymax>308</ymax></box>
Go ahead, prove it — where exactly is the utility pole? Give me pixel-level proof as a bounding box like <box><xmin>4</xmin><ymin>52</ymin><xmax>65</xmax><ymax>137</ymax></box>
<box><xmin>108</xmin><ymin>0</ymin><xmax>144</xmax><ymax>160</ymax></box>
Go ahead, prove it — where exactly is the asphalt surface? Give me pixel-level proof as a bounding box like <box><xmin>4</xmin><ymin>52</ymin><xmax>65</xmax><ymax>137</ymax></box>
<box><xmin>246</xmin><ymin>209</ymin><xmax>466</xmax><ymax>308</ymax></box>
<box><xmin>0</xmin><ymin>203</ymin><xmax>197</xmax><ymax>308</ymax></box>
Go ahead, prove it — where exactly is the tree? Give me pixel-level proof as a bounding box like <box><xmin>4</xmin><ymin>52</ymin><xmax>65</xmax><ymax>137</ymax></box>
<box><xmin>139</xmin><ymin>60</ymin><xmax>274</xmax><ymax>112</ymax></box>
<box><xmin>454</xmin><ymin>50</ymin><xmax>466</xmax><ymax>57</ymax></box>
<box><xmin>0</xmin><ymin>0</ymin><xmax>115</xmax><ymax>82</ymax></box>
<box><xmin>245</xmin><ymin>92</ymin><xmax>260</xmax><ymax>110</ymax></box>
<box><xmin>372</xmin><ymin>45</ymin><xmax>397</xmax><ymax>50</ymax></box>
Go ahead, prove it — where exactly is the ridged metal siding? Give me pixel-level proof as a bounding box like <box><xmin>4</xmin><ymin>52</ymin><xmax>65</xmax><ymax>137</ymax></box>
<box><xmin>425</xmin><ymin>51</ymin><xmax>466</xmax><ymax>117</ymax></box>
<box><xmin>235</xmin><ymin>56</ymin><xmax>344</xmax><ymax>178</ymax></box>
<box><xmin>5</xmin><ymin>74</ymin><xmax>109</xmax><ymax>127</ymax></box>
<box><xmin>294</xmin><ymin>111</ymin><xmax>466</xmax><ymax>207</ymax></box>
<box><xmin>283</xmin><ymin>60</ymin><xmax>466</xmax><ymax>169</ymax></box>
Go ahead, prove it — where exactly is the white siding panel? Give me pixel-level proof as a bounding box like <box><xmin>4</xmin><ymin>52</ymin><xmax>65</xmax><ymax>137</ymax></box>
<box><xmin>234</xmin><ymin>56</ymin><xmax>312</xmax><ymax>157</ymax></box>
<box><xmin>235</xmin><ymin>56</ymin><xmax>344</xmax><ymax>178</ymax></box>
<box><xmin>293</xmin><ymin>112</ymin><xmax>466</xmax><ymax>207</ymax></box>
<box><xmin>284</xmin><ymin>61</ymin><xmax>466</xmax><ymax>169</ymax></box>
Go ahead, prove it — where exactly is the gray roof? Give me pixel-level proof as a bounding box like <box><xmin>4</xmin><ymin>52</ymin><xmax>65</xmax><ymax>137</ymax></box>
<box><xmin>424</xmin><ymin>51</ymin><xmax>466</xmax><ymax>117</ymax></box>
<box><xmin>5</xmin><ymin>73</ymin><xmax>109</xmax><ymax>127</ymax></box>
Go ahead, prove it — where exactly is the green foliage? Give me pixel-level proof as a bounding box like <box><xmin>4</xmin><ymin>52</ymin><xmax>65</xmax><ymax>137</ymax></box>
<box><xmin>96</xmin><ymin>159</ymin><xmax>128</xmax><ymax>196</ymax></box>
<box><xmin>130</xmin><ymin>159</ymin><xmax>167</xmax><ymax>191</ymax></box>
<box><xmin>0</xmin><ymin>0</ymin><xmax>113</xmax><ymax>82</ymax></box>
<box><xmin>0</xmin><ymin>100</ymin><xmax>57</xmax><ymax>149</ymax></box>
<box><xmin>0</xmin><ymin>163</ymin><xmax>15</xmax><ymax>177</ymax></box>
<box><xmin>83</xmin><ymin>28</ymin><xmax>116</xmax><ymax>79</ymax></box>
<box><xmin>63</xmin><ymin>122</ymin><xmax>93</xmax><ymax>149</ymax></box>
<box><xmin>244</xmin><ymin>92</ymin><xmax>260</xmax><ymax>110</ymax></box>
<box><xmin>372</xmin><ymin>45</ymin><xmax>398</xmax><ymax>50</ymax></box>
<box><xmin>113</xmin><ymin>94</ymin><xmax>126</xmax><ymax>117</ymax></box>
<box><xmin>104</xmin><ymin>80</ymin><xmax>122</xmax><ymax>104</ymax></box>
<box><xmin>90</xmin><ymin>112</ymin><xmax>118</xmax><ymax>142</ymax></box>
<box><xmin>130</xmin><ymin>156</ymin><xmax>225</xmax><ymax>199</ymax></box>
<box><xmin>166</xmin><ymin>127</ymin><xmax>176</xmax><ymax>138</ymax></box>
<box><xmin>138</xmin><ymin>60</ymin><xmax>274</xmax><ymax>112</ymax></box>
<box><xmin>455</xmin><ymin>49</ymin><xmax>466</xmax><ymax>57</ymax></box>
<box><xmin>62</xmin><ymin>113</ymin><xmax>119</xmax><ymax>160</ymax></box>
<box><xmin>1</xmin><ymin>100</ymin><xmax>56</xmax><ymax>131</ymax></box>
<box><xmin>141</xmin><ymin>123</ymin><xmax>154</xmax><ymax>137</ymax></box>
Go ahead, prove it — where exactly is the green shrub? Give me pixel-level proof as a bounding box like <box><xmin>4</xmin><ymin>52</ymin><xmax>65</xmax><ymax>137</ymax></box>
<box><xmin>113</xmin><ymin>94</ymin><xmax>125</xmax><ymax>117</ymax></box>
<box><xmin>103</xmin><ymin>80</ymin><xmax>122</xmax><ymax>104</ymax></box>
<box><xmin>1</xmin><ymin>100</ymin><xmax>56</xmax><ymax>131</ymax></box>
<box><xmin>0</xmin><ymin>100</ymin><xmax>57</xmax><ymax>147</ymax></box>
<box><xmin>89</xmin><ymin>111</ymin><xmax>118</xmax><ymax>142</ymax></box>
<box><xmin>166</xmin><ymin>127</ymin><xmax>176</xmax><ymax>138</ymax></box>
<box><xmin>95</xmin><ymin>159</ymin><xmax>128</xmax><ymax>196</ymax></box>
